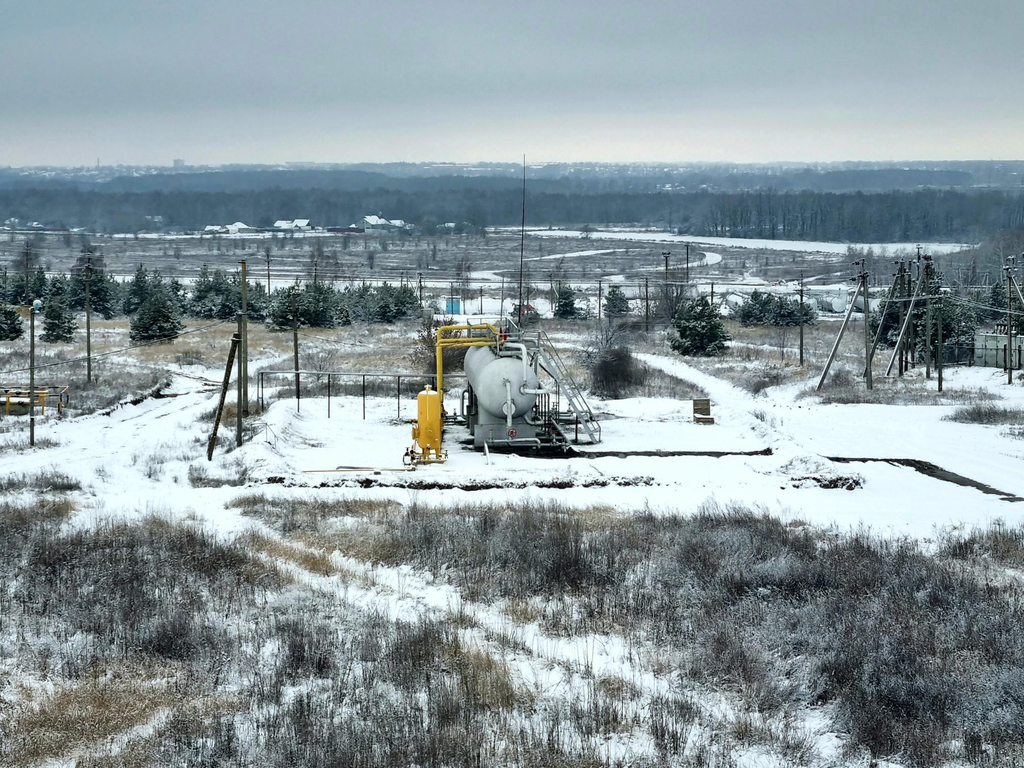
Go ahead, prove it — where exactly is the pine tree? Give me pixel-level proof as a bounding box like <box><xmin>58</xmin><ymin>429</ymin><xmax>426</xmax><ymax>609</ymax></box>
<box><xmin>604</xmin><ymin>286</ymin><xmax>631</xmax><ymax>318</ymax></box>
<box><xmin>122</xmin><ymin>264</ymin><xmax>151</xmax><ymax>315</ymax></box>
<box><xmin>0</xmin><ymin>304</ymin><xmax>23</xmax><ymax>341</ymax></box>
<box><xmin>669</xmin><ymin>297</ymin><xmax>730</xmax><ymax>357</ymax></box>
<box><xmin>41</xmin><ymin>296</ymin><xmax>77</xmax><ymax>343</ymax></box>
<box><xmin>553</xmin><ymin>285</ymin><xmax>579</xmax><ymax>319</ymax></box>
<box><xmin>129</xmin><ymin>285</ymin><xmax>184</xmax><ymax>342</ymax></box>
<box><xmin>268</xmin><ymin>285</ymin><xmax>305</xmax><ymax>329</ymax></box>
<box><xmin>303</xmin><ymin>280</ymin><xmax>337</xmax><ymax>327</ymax></box>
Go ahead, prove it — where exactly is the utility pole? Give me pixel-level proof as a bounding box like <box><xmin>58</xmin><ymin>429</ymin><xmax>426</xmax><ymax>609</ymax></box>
<box><xmin>861</xmin><ymin>264</ymin><xmax>872</xmax><ymax>390</ymax></box>
<box><xmin>937</xmin><ymin>295</ymin><xmax>943</xmax><ymax>392</ymax></box>
<box><xmin>924</xmin><ymin>256</ymin><xmax>932</xmax><ymax>380</ymax></box>
<box><xmin>1007</xmin><ymin>262</ymin><xmax>1014</xmax><ymax>385</ymax></box>
<box><xmin>265</xmin><ymin>248</ymin><xmax>271</xmax><ymax>295</ymax></box>
<box><xmin>479</xmin><ymin>287</ymin><xmax>483</xmax><ymax>314</ymax></box>
<box><xmin>817</xmin><ymin>279</ymin><xmax>863</xmax><ymax>390</ymax></box>
<box><xmin>293</xmin><ymin>315</ymin><xmax>301</xmax><ymax>412</ymax></box>
<box><xmin>644</xmin><ymin>278</ymin><xmax>650</xmax><ymax>332</ymax></box>
<box><xmin>239</xmin><ymin>259</ymin><xmax>249</xmax><ymax>417</ymax></box>
<box><xmin>597</xmin><ymin>280</ymin><xmax>602</xmax><ymax>322</ymax></box>
<box><xmin>896</xmin><ymin>262</ymin><xmax>906</xmax><ymax>377</ymax></box>
<box><xmin>685</xmin><ymin>244</ymin><xmax>690</xmax><ymax>286</ymax></box>
<box><xmin>798</xmin><ymin>272</ymin><xmax>804</xmax><ymax>366</ymax></box>
<box><xmin>29</xmin><ymin>300</ymin><xmax>39</xmax><ymax>447</ymax></box>
<box><xmin>84</xmin><ymin>256</ymin><xmax>93</xmax><ymax>384</ymax></box>
<box><xmin>517</xmin><ymin>155</ymin><xmax>526</xmax><ymax>326</ymax></box>
<box><xmin>418</xmin><ymin>272</ymin><xmax>423</xmax><ymax>303</ymax></box>
<box><xmin>235</xmin><ymin>312</ymin><xmax>243</xmax><ymax>448</ymax></box>
<box><xmin>207</xmin><ymin>334</ymin><xmax>239</xmax><ymax>461</ymax></box>
<box><xmin>662</xmin><ymin>251</ymin><xmax>670</xmax><ymax>295</ymax></box>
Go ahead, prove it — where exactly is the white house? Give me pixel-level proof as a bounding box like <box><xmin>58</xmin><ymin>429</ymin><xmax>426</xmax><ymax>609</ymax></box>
<box><xmin>274</xmin><ymin>219</ymin><xmax>312</xmax><ymax>231</ymax></box>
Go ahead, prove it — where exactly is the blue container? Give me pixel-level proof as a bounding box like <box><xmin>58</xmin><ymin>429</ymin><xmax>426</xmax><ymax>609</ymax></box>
<box><xmin>445</xmin><ymin>296</ymin><xmax>461</xmax><ymax>314</ymax></box>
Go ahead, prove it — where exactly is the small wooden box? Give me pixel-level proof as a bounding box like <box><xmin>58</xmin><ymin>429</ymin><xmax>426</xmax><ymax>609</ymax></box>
<box><xmin>693</xmin><ymin>398</ymin><xmax>714</xmax><ymax>425</ymax></box>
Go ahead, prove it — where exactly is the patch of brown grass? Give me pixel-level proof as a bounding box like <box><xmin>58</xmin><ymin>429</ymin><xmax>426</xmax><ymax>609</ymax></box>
<box><xmin>244</xmin><ymin>531</ymin><xmax>340</xmax><ymax>577</ymax></box>
<box><xmin>5</xmin><ymin>661</ymin><xmax>181</xmax><ymax>766</ymax></box>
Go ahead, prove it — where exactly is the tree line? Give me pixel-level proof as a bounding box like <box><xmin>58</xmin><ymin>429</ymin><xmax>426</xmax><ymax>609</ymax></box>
<box><xmin>0</xmin><ymin>248</ymin><xmax>423</xmax><ymax>344</ymax></box>
<box><xmin>3</xmin><ymin>187</ymin><xmax>1022</xmax><ymax>242</ymax></box>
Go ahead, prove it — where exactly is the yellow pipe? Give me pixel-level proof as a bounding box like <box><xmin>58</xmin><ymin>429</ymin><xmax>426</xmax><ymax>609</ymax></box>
<box><xmin>434</xmin><ymin>323</ymin><xmax>501</xmax><ymax>400</ymax></box>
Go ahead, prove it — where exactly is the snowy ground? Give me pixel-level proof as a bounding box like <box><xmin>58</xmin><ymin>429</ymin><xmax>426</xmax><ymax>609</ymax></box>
<box><xmin>8</xmin><ymin>350</ymin><xmax>1021</xmax><ymax>546</ymax></box>
<box><xmin>5</xmin><ymin>328</ymin><xmax>1024</xmax><ymax>767</ymax></box>
<box><xmin>520</xmin><ymin>227</ymin><xmax>976</xmax><ymax>256</ymax></box>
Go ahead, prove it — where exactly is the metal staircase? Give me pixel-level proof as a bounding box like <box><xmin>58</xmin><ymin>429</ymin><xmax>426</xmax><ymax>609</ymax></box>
<box><xmin>535</xmin><ymin>331</ymin><xmax>602</xmax><ymax>445</ymax></box>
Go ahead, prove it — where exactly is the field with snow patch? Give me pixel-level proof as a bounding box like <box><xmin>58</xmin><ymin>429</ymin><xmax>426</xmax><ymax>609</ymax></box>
<box><xmin>3</xmin><ymin>316</ymin><xmax>1024</xmax><ymax>767</ymax></box>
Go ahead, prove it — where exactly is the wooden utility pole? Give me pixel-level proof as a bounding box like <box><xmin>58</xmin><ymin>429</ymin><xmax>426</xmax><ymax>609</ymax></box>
<box><xmin>265</xmin><ymin>248</ymin><xmax>271</xmax><ymax>295</ymax></box>
<box><xmin>936</xmin><ymin>295</ymin><xmax>943</xmax><ymax>392</ymax></box>
<box><xmin>29</xmin><ymin>304</ymin><xmax>37</xmax><ymax>447</ymax></box>
<box><xmin>207</xmin><ymin>333</ymin><xmax>239</xmax><ymax>461</ymax></box>
<box><xmin>798</xmin><ymin>272</ymin><xmax>804</xmax><ymax>366</ymax></box>
<box><xmin>896</xmin><ymin>262</ymin><xmax>906</xmax><ymax>376</ymax></box>
<box><xmin>1007</xmin><ymin>264</ymin><xmax>1014</xmax><ymax>385</ymax></box>
<box><xmin>644</xmin><ymin>278</ymin><xmax>650</xmax><ymax>332</ymax></box>
<box><xmin>817</xmin><ymin>280</ymin><xmax>863</xmax><ymax>390</ymax></box>
<box><xmin>418</xmin><ymin>272</ymin><xmax>423</xmax><ymax>303</ymax></box>
<box><xmin>293</xmin><ymin>312</ymin><xmax>301</xmax><ymax>412</ymax></box>
<box><xmin>240</xmin><ymin>259</ymin><xmax>249</xmax><ymax>417</ymax></box>
<box><xmin>685</xmin><ymin>244</ymin><xmax>690</xmax><ymax>285</ymax></box>
<box><xmin>236</xmin><ymin>313</ymin><xmax>243</xmax><ymax>447</ymax></box>
<box><xmin>479</xmin><ymin>287</ymin><xmax>483</xmax><ymax>314</ymax></box>
<box><xmin>84</xmin><ymin>256</ymin><xmax>93</xmax><ymax>384</ymax></box>
<box><xmin>924</xmin><ymin>257</ymin><xmax>932</xmax><ymax>380</ymax></box>
<box><xmin>597</xmin><ymin>280</ymin><xmax>602</xmax><ymax>322</ymax></box>
<box><xmin>861</xmin><ymin>266</ymin><xmax>872</xmax><ymax>390</ymax></box>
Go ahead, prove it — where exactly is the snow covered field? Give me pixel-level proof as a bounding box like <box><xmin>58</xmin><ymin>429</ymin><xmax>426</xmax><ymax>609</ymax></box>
<box><xmin>520</xmin><ymin>227</ymin><xmax>975</xmax><ymax>256</ymax></box>
<box><xmin>3</xmin><ymin>320</ymin><xmax>1024</xmax><ymax>767</ymax></box>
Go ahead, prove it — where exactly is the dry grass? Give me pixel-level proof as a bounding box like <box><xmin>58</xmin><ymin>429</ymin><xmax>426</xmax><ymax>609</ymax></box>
<box><xmin>810</xmin><ymin>370</ymin><xmax>997</xmax><ymax>405</ymax></box>
<box><xmin>245</xmin><ymin>530</ymin><xmax>341</xmax><ymax>577</ymax></box>
<box><xmin>5</xmin><ymin>661</ymin><xmax>181</xmax><ymax>766</ymax></box>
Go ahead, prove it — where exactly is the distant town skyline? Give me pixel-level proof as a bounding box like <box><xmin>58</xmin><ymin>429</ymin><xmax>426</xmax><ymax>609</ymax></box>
<box><xmin>3</xmin><ymin>0</ymin><xmax>1022</xmax><ymax>166</ymax></box>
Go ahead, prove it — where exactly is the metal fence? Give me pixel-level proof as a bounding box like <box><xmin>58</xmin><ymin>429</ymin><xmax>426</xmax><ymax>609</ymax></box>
<box><xmin>256</xmin><ymin>370</ymin><xmax>466</xmax><ymax>419</ymax></box>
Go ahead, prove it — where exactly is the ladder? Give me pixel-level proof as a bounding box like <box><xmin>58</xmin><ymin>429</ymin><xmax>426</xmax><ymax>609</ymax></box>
<box><xmin>535</xmin><ymin>331</ymin><xmax>601</xmax><ymax>444</ymax></box>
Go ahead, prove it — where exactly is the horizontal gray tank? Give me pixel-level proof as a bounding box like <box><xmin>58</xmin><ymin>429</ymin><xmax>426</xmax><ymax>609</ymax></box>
<box><xmin>464</xmin><ymin>346</ymin><xmax>540</xmax><ymax>419</ymax></box>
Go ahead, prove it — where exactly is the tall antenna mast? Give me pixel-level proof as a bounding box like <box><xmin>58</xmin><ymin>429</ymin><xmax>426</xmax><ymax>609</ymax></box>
<box><xmin>517</xmin><ymin>155</ymin><xmax>526</xmax><ymax>326</ymax></box>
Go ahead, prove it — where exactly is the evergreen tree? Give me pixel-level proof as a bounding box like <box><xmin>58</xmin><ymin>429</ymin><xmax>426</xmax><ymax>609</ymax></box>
<box><xmin>669</xmin><ymin>297</ymin><xmax>730</xmax><ymax>357</ymax></box>
<box><xmin>41</xmin><ymin>284</ymin><xmax>77</xmax><ymax>343</ymax></box>
<box><xmin>268</xmin><ymin>285</ymin><xmax>305</xmax><ymax>329</ymax></box>
<box><xmin>122</xmin><ymin>264</ymin><xmax>151</xmax><ymax>315</ymax></box>
<box><xmin>69</xmin><ymin>251</ymin><xmax>119</xmax><ymax>319</ymax></box>
<box><xmin>303</xmin><ymin>280</ymin><xmax>337</xmax><ymax>327</ymax></box>
<box><xmin>0</xmin><ymin>304</ymin><xmax>23</xmax><ymax>341</ymax></box>
<box><xmin>604</xmin><ymin>286</ymin><xmax>631</xmax><ymax>318</ymax></box>
<box><xmin>736</xmin><ymin>290</ymin><xmax>816</xmax><ymax>327</ymax></box>
<box><xmin>129</xmin><ymin>284</ymin><xmax>184</xmax><ymax>342</ymax></box>
<box><xmin>553</xmin><ymin>285</ymin><xmax>579</xmax><ymax>319</ymax></box>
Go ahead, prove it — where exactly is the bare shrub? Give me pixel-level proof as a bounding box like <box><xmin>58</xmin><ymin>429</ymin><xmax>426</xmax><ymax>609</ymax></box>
<box><xmin>944</xmin><ymin>402</ymin><xmax>1024</xmax><ymax>425</ymax></box>
<box><xmin>589</xmin><ymin>346</ymin><xmax>648</xmax><ymax>399</ymax></box>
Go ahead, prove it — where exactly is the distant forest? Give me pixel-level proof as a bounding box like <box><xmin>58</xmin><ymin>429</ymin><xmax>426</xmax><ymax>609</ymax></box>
<box><xmin>3</xmin><ymin>185</ymin><xmax>1023</xmax><ymax>243</ymax></box>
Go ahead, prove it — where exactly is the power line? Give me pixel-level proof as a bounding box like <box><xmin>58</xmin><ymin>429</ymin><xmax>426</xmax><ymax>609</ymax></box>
<box><xmin>0</xmin><ymin>320</ymin><xmax>230</xmax><ymax>377</ymax></box>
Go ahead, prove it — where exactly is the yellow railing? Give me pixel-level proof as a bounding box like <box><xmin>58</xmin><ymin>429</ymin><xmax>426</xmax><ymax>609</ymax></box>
<box><xmin>2</xmin><ymin>386</ymin><xmax>70</xmax><ymax>416</ymax></box>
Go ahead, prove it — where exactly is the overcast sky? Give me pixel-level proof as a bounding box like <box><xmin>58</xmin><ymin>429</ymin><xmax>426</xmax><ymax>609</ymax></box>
<box><xmin>2</xmin><ymin>0</ymin><xmax>1021</xmax><ymax>166</ymax></box>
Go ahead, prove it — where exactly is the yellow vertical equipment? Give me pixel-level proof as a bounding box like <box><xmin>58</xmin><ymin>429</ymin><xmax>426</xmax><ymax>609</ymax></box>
<box><xmin>404</xmin><ymin>385</ymin><xmax>447</xmax><ymax>465</ymax></box>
